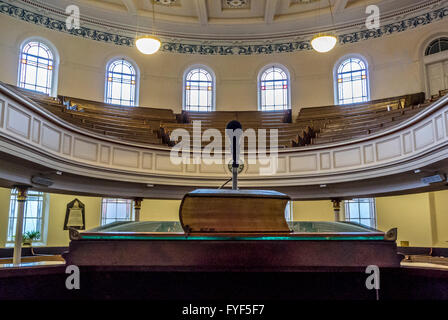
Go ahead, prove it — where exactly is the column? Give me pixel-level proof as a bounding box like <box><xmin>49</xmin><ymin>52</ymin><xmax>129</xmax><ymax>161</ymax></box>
<box><xmin>331</xmin><ymin>199</ymin><xmax>341</xmax><ymax>222</ymax></box>
<box><xmin>13</xmin><ymin>185</ymin><xmax>30</xmax><ymax>266</ymax></box>
<box><xmin>134</xmin><ymin>198</ymin><xmax>143</xmax><ymax>222</ymax></box>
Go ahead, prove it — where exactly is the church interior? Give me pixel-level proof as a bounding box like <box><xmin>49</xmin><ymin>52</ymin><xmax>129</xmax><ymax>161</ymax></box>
<box><xmin>1</xmin><ymin>0</ymin><xmax>448</xmax><ymax>304</ymax></box>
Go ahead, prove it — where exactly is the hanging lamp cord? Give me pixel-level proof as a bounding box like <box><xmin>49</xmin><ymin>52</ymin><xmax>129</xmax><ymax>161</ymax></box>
<box><xmin>328</xmin><ymin>0</ymin><xmax>335</xmax><ymax>29</ymax></box>
<box><xmin>151</xmin><ymin>0</ymin><xmax>156</xmax><ymax>37</ymax></box>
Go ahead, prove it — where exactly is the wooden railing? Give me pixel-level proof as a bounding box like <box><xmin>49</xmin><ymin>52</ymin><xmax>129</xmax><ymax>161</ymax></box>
<box><xmin>5</xmin><ymin>83</ymin><xmax>447</xmax><ymax>150</ymax></box>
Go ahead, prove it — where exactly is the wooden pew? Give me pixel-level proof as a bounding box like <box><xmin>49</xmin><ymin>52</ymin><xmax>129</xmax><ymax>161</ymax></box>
<box><xmin>4</xmin><ymin>84</ymin><xmax>166</xmax><ymax>145</ymax></box>
<box><xmin>295</xmin><ymin>93</ymin><xmax>425</xmax><ymax>146</ymax></box>
<box><xmin>311</xmin><ymin>104</ymin><xmax>429</xmax><ymax>144</ymax></box>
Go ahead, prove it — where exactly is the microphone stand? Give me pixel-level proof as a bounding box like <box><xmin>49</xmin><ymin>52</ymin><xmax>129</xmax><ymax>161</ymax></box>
<box><xmin>226</xmin><ymin>120</ymin><xmax>242</xmax><ymax>191</ymax></box>
<box><xmin>232</xmin><ymin>135</ymin><xmax>238</xmax><ymax>190</ymax></box>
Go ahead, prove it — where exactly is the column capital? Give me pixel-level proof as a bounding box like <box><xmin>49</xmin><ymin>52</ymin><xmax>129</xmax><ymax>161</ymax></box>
<box><xmin>331</xmin><ymin>199</ymin><xmax>342</xmax><ymax>222</ymax></box>
<box><xmin>12</xmin><ymin>185</ymin><xmax>32</xmax><ymax>201</ymax></box>
<box><xmin>331</xmin><ymin>198</ymin><xmax>341</xmax><ymax>208</ymax></box>
<box><xmin>134</xmin><ymin>198</ymin><xmax>143</xmax><ymax>209</ymax></box>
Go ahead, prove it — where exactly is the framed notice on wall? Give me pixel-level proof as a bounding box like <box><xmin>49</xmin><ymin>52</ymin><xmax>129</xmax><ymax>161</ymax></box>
<box><xmin>63</xmin><ymin>198</ymin><xmax>86</xmax><ymax>230</ymax></box>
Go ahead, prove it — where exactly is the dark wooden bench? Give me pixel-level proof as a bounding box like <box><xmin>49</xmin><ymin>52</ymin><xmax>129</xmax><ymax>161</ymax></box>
<box><xmin>297</xmin><ymin>93</ymin><xmax>426</xmax><ymax>145</ymax></box>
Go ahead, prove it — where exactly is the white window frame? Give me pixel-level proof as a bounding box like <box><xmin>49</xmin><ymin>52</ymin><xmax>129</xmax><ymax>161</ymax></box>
<box><xmin>333</xmin><ymin>54</ymin><xmax>371</xmax><ymax>105</ymax></box>
<box><xmin>100</xmin><ymin>198</ymin><xmax>135</xmax><ymax>226</ymax></box>
<box><xmin>257</xmin><ymin>63</ymin><xmax>291</xmax><ymax>111</ymax></box>
<box><xmin>17</xmin><ymin>37</ymin><xmax>60</xmax><ymax>97</ymax></box>
<box><xmin>104</xmin><ymin>57</ymin><xmax>140</xmax><ymax>107</ymax></box>
<box><xmin>6</xmin><ymin>189</ymin><xmax>49</xmax><ymax>246</ymax></box>
<box><xmin>344</xmin><ymin>198</ymin><xmax>377</xmax><ymax>228</ymax></box>
<box><xmin>182</xmin><ymin>64</ymin><xmax>216</xmax><ymax>112</ymax></box>
<box><xmin>424</xmin><ymin>37</ymin><xmax>448</xmax><ymax>56</ymax></box>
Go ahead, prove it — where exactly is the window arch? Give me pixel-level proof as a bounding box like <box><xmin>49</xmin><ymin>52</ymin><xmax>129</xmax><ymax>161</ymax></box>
<box><xmin>258</xmin><ymin>65</ymin><xmax>290</xmax><ymax>111</ymax></box>
<box><xmin>335</xmin><ymin>56</ymin><xmax>370</xmax><ymax>105</ymax></box>
<box><xmin>183</xmin><ymin>66</ymin><xmax>215</xmax><ymax>112</ymax></box>
<box><xmin>425</xmin><ymin>37</ymin><xmax>448</xmax><ymax>56</ymax></box>
<box><xmin>18</xmin><ymin>38</ymin><xmax>58</xmax><ymax>96</ymax></box>
<box><xmin>105</xmin><ymin>58</ymin><xmax>139</xmax><ymax>106</ymax></box>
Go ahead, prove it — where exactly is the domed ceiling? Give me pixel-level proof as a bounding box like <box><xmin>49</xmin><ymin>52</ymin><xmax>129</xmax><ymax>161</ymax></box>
<box><xmin>0</xmin><ymin>0</ymin><xmax>446</xmax><ymax>53</ymax></box>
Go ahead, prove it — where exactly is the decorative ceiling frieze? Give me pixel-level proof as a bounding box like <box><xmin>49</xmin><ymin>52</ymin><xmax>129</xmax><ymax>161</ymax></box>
<box><xmin>0</xmin><ymin>0</ymin><xmax>447</xmax><ymax>55</ymax></box>
<box><xmin>153</xmin><ymin>0</ymin><xmax>179</xmax><ymax>7</ymax></box>
<box><xmin>290</xmin><ymin>0</ymin><xmax>319</xmax><ymax>5</ymax></box>
<box><xmin>222</xmin><ymin>0</ymin><xmax>250</xmax><ymax>10</ymax></box>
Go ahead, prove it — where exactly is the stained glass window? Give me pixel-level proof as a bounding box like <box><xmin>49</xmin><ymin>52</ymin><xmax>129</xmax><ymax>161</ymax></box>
<box><xmin>18</xmin><ymin>40</ymin><xmax>55</xmax><ymax>95</ymax></box>
<box><xmin>105</xmin><ymin>59</ymin><xmax>137</xmax><ymax>106</ymax></box>
<box><xmin>184</xmin><ymin>67</ymin><xmax>214</xmax><ymax>112</ymax></box>
<box><xmin>336</xmin><ymin>57</ymin><xmax>369</xmax><ymax>105</ymax></box>
<box><xmin>344</xmin><ymin>198</ymin><xmax>376</xmax><ymax>228</ymax></box>
<box><xmin>101</xmin><ymin>198</ymin><xmax>134</xmax><ymax>226</ymax></box>
<box><xmin>425</xmin><ymin>37</ymin><xmax>448</xmax><ymax>56</ymax></box>
<box><xmin>7</xmin><ymin>189</ymin><xmax>45</xmax><ymax>242</ymax></box>
<box><xmin>259</xmin><ymin>66</ymin><xmax>290</xmax><ymax>111</ymax></box>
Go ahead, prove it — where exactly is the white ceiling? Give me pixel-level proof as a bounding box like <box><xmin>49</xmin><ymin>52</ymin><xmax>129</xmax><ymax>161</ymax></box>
<box><xmin>12</xmin><ymin>0</ymin><xmax>442</xmax><ymax>41</ymax></box>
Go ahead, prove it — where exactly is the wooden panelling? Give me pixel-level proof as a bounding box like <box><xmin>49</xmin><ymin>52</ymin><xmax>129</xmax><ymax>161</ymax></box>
<box><xmin>112</xmin><ymin>148</ymin><xmax>140</xmax><ymax>168</ymax></box>
<box><xmin>334</xmin><ymin>147</ymin><xmax>361</xmax><ymax>168</ymax></box>
<box><xmin>414</xmin><ymin>121</ymin><xmax>435</xmax><ymax>150</ymax></box>
<box><xmin>73</xmin><ymin>138</ymin><xmax>98</xmax><ymax>162</ymax></box>
<box><xmin>6</xmin><ymin>104</ymin><xmax>30</xmax><ymax>139</ymax></box>
<box><xmin>41</xmin><ymin>124</ymin><xmax>61</xmax><ymax>152</ymax></box>
<box><xmin>376</xmin><ymin>137</ymin><xmax>402</xmax><ymax>161</ymax></box>
<box><xmin>290</xmin><ymin>155</ymin><xmax>318</xmax><ymax>172</ymax></box>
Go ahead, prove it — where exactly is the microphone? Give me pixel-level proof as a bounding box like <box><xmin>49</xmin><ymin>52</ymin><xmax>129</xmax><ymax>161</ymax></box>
<box><xmin>226</xmin><ymin>120</ymin><xmax>242</xmax><ymax>190</ymax></box>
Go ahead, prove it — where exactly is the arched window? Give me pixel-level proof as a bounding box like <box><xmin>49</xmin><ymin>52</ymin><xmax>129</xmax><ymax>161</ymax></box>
<box><xmin>335</xmin><ymin>56</ymin><xmax>369</xmax><ymax>105</ymax></box>
<box><xmin>258</xmin><ymin>65</ymin><xmax>290</xmax><ymax>111</ymax></box>
<box><xmin>425</xmin><ymin>37</ymin><xmax>448</xmax><ymax>56</ymax></box>
<box><xmin>18</xmin><ymin>39</ymin><xmax>57</xmax><ymax>96</ymax></box>
<box><xmin>105</xmin><ymin>58</ymin><xmax>138</xmax><ymax>106</ymax></box>
<box><xmin>183</xmin><ymin>66</ymin><xmax>215</xmax><ymax>112</ymax></box>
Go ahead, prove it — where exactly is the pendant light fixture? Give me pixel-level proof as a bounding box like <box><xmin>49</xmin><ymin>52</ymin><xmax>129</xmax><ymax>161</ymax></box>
<box><xmin>136</xmin><ymin>0</ymin><xmax>161</xmax><ymax>55</ymax></box>
<box><xmin>311</xmin><ymin>34</ymin><xmax>337</xmax><ymax>53</ymax></box>
<box><xmin>136</xmin><ymin>35</ymin><xmax>161</xmax><ymax>55</ymax></box>
<box><xmin>311</xmin><ymin>0</ymin><xmax>337</xmax><ymax>53</ymax></box>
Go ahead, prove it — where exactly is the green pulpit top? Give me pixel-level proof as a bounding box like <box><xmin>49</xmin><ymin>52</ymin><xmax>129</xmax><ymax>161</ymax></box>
<box><xmin>87</xmin><ymin>221</ymin><xmax>379</xmax><ymax>234</ymax></box>
<box><xmin>73</xmin><ymin>221</ymin><xmax>386</xmax><ymax>241</ymax></box>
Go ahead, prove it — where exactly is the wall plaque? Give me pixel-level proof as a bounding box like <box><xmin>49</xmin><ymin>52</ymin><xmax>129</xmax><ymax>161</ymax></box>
<box><xmin>64</xmin><ymin>198</ymin><xmax>86</xmax><ymax>230</ymax></box>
